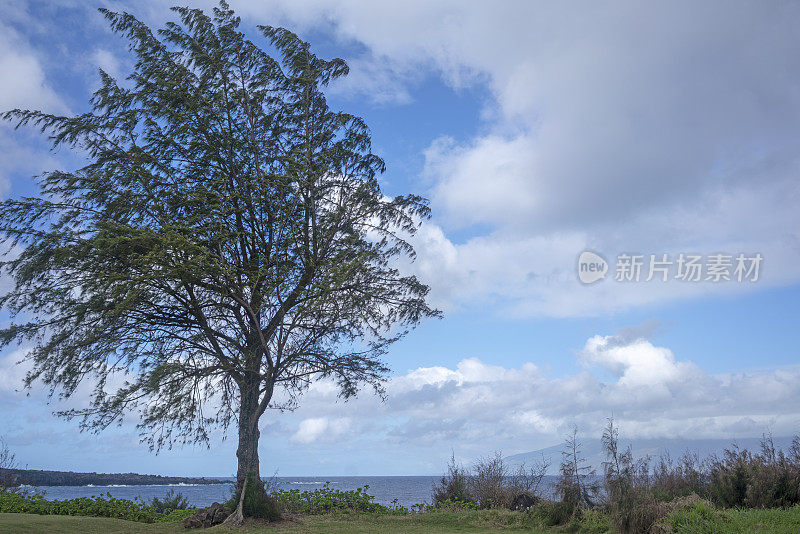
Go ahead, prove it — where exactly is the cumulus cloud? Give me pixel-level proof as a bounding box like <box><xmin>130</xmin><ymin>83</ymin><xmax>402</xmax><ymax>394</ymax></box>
<box><xmin>7</xmin><ymin>0</ymin><xmax>797</xmax><ymax>316</ymax></box>
<box><xmin>262</xmin><ymin>327</ymin><xmax>800</xmax><ymax>457</ymax></box>
<box><xmin>2</xmin><ymin>325</ymin><xmax>797</xmax><ymax>471</ymax></box>
<box><xmin>217</xmin><ymin>0</ymin><xmax>800</xmax><ymax>317</ymax></box>
<box><xmin>0</xmin><ymin>26</ymin><xmax>65</xmax><ymax>113</ymax></box>
<box><xmin>290</xmin><ymin>417</ymin><xmax>355</xmax><ymax>444</ymax></box>
<box><xmin>0</xmin><ymin>15</ymin><xmax>70</xmax><ymax>198</ymax></box>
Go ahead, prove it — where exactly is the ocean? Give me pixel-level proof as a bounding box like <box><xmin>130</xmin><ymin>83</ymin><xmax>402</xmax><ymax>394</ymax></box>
<box><xmin>28</xmin><ymin>476</ymin><xmax>442</xmax><ymax>509</ymax></box>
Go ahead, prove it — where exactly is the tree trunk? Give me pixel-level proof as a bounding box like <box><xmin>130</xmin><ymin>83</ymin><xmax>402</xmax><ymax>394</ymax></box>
<box><xmin>235</xmin><ymin>379</ymin><xmax>262</xmax><ymax>493</ymax></box>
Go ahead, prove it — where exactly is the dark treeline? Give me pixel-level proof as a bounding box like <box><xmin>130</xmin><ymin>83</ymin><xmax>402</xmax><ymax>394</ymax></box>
<box><xmin>0</xmin><ymin>468</ymin><xmax>223</xmax><ymax>487</ymax></box>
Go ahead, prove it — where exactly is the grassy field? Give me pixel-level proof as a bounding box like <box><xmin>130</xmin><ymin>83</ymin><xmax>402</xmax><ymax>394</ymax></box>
<box><xmin>0</xmin><ymin>511</ymin><xmax>545</xmax><ymax>534</ymax></box>
<box><xmin>2</xmin><ymin>505</ymin><xmax>800</xmax><ymax>533</ymax></box>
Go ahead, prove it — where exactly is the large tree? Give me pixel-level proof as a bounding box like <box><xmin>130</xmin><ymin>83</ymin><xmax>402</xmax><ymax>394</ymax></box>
<box><xmin>0</xmin><ymin>1</ymin><xmax>437</xmax><ymax>509</ymax></box>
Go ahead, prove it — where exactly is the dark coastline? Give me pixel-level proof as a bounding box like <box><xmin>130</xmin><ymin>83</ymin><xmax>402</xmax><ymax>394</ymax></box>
<box><xmin>0</xmin><ymin>468</ymin><xmax>226</xmax><ymax>487</ymax></box>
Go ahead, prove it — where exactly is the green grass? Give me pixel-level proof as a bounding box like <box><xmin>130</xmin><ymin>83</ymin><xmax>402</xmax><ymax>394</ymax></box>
<box><xmin>0</xmin><ymin>513</ymin><xmax>186</xmax><ymax>534</ymax></box>
<box><xmin>664</xmin><ymin>502</ymin><xmax>800</xmax><ymax>533</ymax></box>
<box><xmin>3</xmin><ymin>505</ymin><xmax>800</xmax><ymax>533</ymax></box>
<box><xmin>0</xmin><ymin>511</ymin><xmax>549</xmax><ymax>534</ymax></box>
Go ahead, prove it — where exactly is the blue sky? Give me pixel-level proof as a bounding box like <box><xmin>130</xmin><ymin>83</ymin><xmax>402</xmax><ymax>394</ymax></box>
<box><xmin>1</xmin><ymin>1</ymin><xmax>799</xmax><ymax>477</ymax></box>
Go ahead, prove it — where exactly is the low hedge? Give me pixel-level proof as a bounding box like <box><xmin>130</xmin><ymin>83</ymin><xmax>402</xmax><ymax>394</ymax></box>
<box><xmin>0</xmin><ymin>489</ymin><xmax>195</xmax><ymax>523</ymax></box>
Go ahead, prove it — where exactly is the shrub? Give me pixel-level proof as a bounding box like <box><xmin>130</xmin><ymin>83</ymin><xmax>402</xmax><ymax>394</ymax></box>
<box><xmin>745</xmin><ymin>435</ymin><xmax>800</xmax><ymax>508</ymax></box>
<box><xmin>470</xmin><ymin>452</ymin><xmax>513</xmax><ymax>509</ymax></box>
<box><xmin>0</xmin><ymin>489</ymin><xmax>195</xmax><ymax>523</ymax></box>
<box><xmin>557</xmin><ymin>426</ymin><xmax>599</xmax><ymax>516</ymax></box>
<box><xmin>651</xmin><ymin>450</ymin><xmax>707</xmax><ymax>501</ymax></box>
<box><xmin>657</xmin><ymin>497</ymin><xmax>730</xmax><ymax>533</ymax></box>
<box><xmin>567</xmin><ymin>506</ymin><xmax>613</xmax><ymax>533</ymax></box>
<box><xmin>149</xmin><ymin>489</ymin><xmax>189</xmax><ymax>514</ymax></box>
<box><xmin>229</xmin><ymin>471</ymin><xmax>281</xmax><ymax>521</ymax></box>
<box><xmin>467</xmin><ymin>451</ymin><xmax>549</xmax><ymax>510</ymax></box>
<box><xmin>531</xmin><ymin>499</ymin><xmax>575</xmax><ymax>526</ymax></box>
<box><xmin>708</xmin><ymin>444</ymin><xmax>752</xmax><ymax>507</ymax></box>
<box><xmin>601</xmin><ymin>418</ymin><xmax>663</xmax><ymax>533</ymax></box>
<box><xmin>432</xmin><ymin>453</ymin><xmax>473</xmax><ymax>507</ymax></box>
<box><xmin>508</xmin><ymin>454</ymin><xmax>550</xmax><ymax>498</ymax></box>
<box><xmin>704</xmin><ymin>435</ymin><xmax>800</xmax><ymax>509</ymax></box>
<box><xmin>272</xmin><ymin>482</ymin><xmax>405</xmax><ymax>515</ymax></box>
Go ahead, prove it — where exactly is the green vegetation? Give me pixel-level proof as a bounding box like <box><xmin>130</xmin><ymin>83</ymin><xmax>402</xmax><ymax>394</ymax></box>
<box><xmin>148</xmin><ymin>490</ymin><xmax>189</xmax><ymax>515</ymax></box>
<box><xmin>664</xmin><ymin>501</ymin><xmax>800</xmax><ymax>533</ymax></box>
<box><xmin>0</xmin><ymin>1</ymin><xmax>437</xmax><ymax>519</ymax></box>
<box><xmin>3</xmin><ymin>506</ymin><xmax>800</xmax><ymax>533</ymax></box>
<box><xmin>272</xmin><ymin>482</ymin><xmax>410</xmax><ymax>515</ymax></box>
<box><xmin>233</xmin><ymin>472</ymin><xmax>281</xmax><ymax>522</ymax></box>
<box><xmin>432</xmin><ymin>451</ymin><xmax>549</xmax><ymax>509</ymax></box>
<box><xmin>0</xmin><ymin>490</ymin><xmax>194</xmax><ymax>524</ymax></box>
<box><xmin>4</xmin><ymin>425</ymin><xmax>800</xmax><ymax>533</ymax></box>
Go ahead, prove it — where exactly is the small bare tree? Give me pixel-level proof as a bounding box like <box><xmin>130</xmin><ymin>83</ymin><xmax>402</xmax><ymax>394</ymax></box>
<box><xmin>557</xmin><ymin>426</ymin><xmax>599</xmax><ymax>509</ymax></box>
<box><xmin>509</xmin><ymin>454</ymin><xmax>551</xmax><ymax>498</ymax></box>
<box><xmin>0</xmin><ymin>438</ymin><xmax>19</xmax><ymax>490</ymax></box>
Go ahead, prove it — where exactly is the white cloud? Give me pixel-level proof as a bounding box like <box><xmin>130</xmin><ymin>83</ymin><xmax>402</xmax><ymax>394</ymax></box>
<box><xmin>224</xmin><ymin>0</ymin><xmax>800</xmax><ymax>317</ymax></box>
<box><xmin>0</xmin><ymin>12</ymin><xmax>70</xmax><ymax>199</ymax></box>
<box><xmin>265</xmin><ymin>327</ymin><xmax>800</xmax><ymax>456</ymax></box>
<box><xmin>3</xmin><ymin>326</ymin><xmax>798</xmax><ymax>471</ymax></box>
<box><xmin>290</xmin><ymin>417</ymin><xmax>354</xmax><ymax>444</ymax></box>
<box><xmin>8</xmin><ymin>0</ymin><xmax>794</xmax><ymax>317</ymax></box>
<box><xmin>580</xmin><ymin>335</ymin><xmax>697</xmax><ymax>388</ymax></box>
<box><xmin>0</xmin><ymin>348</ymin><xmax>30</xmax><ymax>394</ymax></box>
<box><xmin>0</xmin><ymin>24</ymin><xmax>65</xmax><ymax>113</ymax></box>
<box><xmin>91</xmin><ymin>49</ymin><xmax>123</xmax><ymax>80</ymax></box>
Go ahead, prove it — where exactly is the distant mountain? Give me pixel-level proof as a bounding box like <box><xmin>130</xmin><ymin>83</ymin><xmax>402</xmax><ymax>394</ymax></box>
<box><xmin>505</xmin><ymin>436</ymin><xmax>795</xmax><ymax>475</ymax></box>
<box><xmin>0</xmin><ymin>468</ymin><xmax>229</xmax><ymax>487</ymax></box>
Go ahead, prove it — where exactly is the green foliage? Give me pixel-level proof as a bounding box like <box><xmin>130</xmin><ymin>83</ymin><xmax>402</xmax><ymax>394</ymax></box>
<box><xmin>565</xmin><ymin>506</ymin><xmax>612</xmax><ymax>533</ymax></box>
<box><xmin>650</xmin><ymin>450</ymin><xmax>707</xmax><ymax>501</ymax></box>
<box><xmin>557</xmin><ymin>427</ymin><xmax>599</xmax><ymax>514</ymax></box>
<box><xmin>271</xmin><ymin>482</ymin><xmax>408</xmax><ymax>515</ymax></box>
<box><xmin>531</xmin><ymin>499</ymin><xmax>577</xmax><ymax>527</ymax></box>
<box><xmin>707</xmin><ymin>435</ymin><xmax>800</xmax><ymax>509</ymax></box>
<box><xmin>469</xmin><ymin>452</ymin><xmax>514</xmax><ymax>509</ymax></box>
<box><xmin>0</xmin><ymin>0</ymin><xmax>437</xmax><ymax>478</ymax></box>
<box><xmin>662</xmin><ymin>499</ymin><xmax>731</xmax><ymax>533</ymax></box>
<box><xmin>431</xmin><ymin>451</ymin><xmax>548</xmax><ymax>510</ymax></box>
<box><xmin>431</xmin><ymin>498</ymin><xmax>481</xmax><ymax>512</ymax></box>
<box><xmin>237</xmin><ymin>471</ymin><xmax>281</xmax><ymax>521</ymax></box>
<box><xmin>0</xmin><ymin>489</ymin><xmax>195</xmax><ymax>523</ymax></box>
<box><xmin>432</xmin><ymin>453</ymin><xmax>474</xmax><ymax>507</ymax></box>
<box><xmin>148</xmin><ymin>489</ymin><xmax>188</xmax><ymax>514</ymax></box>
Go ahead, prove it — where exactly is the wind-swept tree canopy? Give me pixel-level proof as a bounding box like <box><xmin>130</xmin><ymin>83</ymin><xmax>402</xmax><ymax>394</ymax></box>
<box><xmin>0</xmin><ymin>1</ymin><xmax>438</xmax><ymax>508</ymax></box>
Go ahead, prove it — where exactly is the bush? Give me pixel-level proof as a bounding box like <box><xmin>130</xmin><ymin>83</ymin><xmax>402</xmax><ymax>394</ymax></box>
<box><xmin>0</xmin><ymin>489</ymin><xmax>195</xmax><ymax>523</ymax></box>
<box><xmin>745</xmin><ymin>435</ymin><xmax>800</xmax><ymax>508</ymax></box>
<box><xmin>608</xmin><ymin>485</ymin><xmax>667</xmax><ymax>534</ymax></box>
<box><xmin>601</xmin><ymin>418</ymin><xmax>664</xmax><ymax>533</ymax></box>
<box><xmin>531</xmin><ymin>499</ymin><xmax>576</xmax><ymax>526</ymax></box>
<box><xmin>432</xmin><ymin>451</ymin><xmax>548</xmax><ymax>510</ymax></box>
<box><xmin>557</xmin><ymin>427</ymin><xmax>599</xmax><ymax>515</ymax></box>
<box><xmin>707</xmin><ymin>435</ymin><xmax>800</xmax><ymax>509</ymax></box>
<box><xmin>651</xmin><ymin>450</ymin><xmax>707</xmax><ymax>501</ymax></box>
<box><xmin>272</xmin><ymin>482</ymin><xmax>406</xmax><ymax>515</ymax></box>
<box><xmin>470</xmin><ymin>452</ymin><xmax>513</xmax><ymax>509</ymax></box>
<box><xmin>432</xmin><ymin>453</ymin><xmax>473</xmax><ymax>507</ymax></box>
<box><xmin>149</xmin><ymin>488</ymin><xmax>189</xmax><ymax>514</ymax></box>
<box><xmin>228</xmin><ymin>471</ymin><xmax>281</xmax><ymax>521</ymax></box>
<box><xmin>657</xmin><ymin>497</ymin><xmax>730</xmax><ymax>533</ymax></box>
